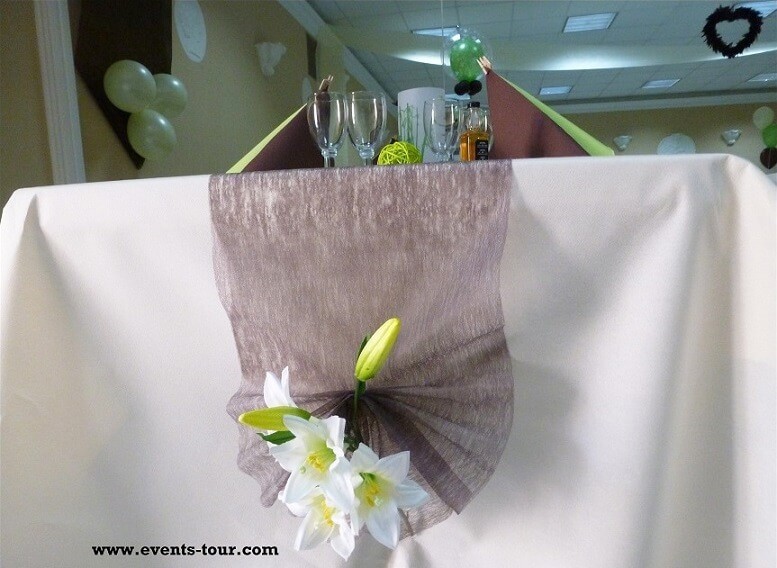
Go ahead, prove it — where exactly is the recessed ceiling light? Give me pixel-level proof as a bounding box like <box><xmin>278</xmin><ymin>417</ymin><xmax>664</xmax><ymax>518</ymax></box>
<box><xmin>563</xmin><ymin>13</ymin><xmax>617</xmax><ymax>33</ymax></box>
<box><xmin>540</xmin><ymin>86</ymin><xmax>572</xmax><ymax>95</ymax></box>
<box><xmin>734</xmin><ymin>2</ymin><xmax>777</xmax><ymax>18</ymax></box>
<box><xmin>412</xmin><ymin>26</ymin><xmax>460</xmax><ymax>40</ymax></box>
<box><xmin>748</xmin><ymin>72</ymin><xmax>777</xmax><ymax>81</ymax></box>
<box><xmin>642</xmin><ymin>79</ymin><xmax>680</xmax><ymax>89</ymax></box>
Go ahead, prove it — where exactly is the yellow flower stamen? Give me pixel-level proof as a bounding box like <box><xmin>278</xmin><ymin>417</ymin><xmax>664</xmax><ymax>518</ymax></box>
<box><xmin>358</xmin><ymin>473</ymin><xmax>385</xmax><ymax>508</ymax></box>
<box><xmin>304</xmin><ymin>447</ymin><xmax>336</xmax><ymax>473</ymax></box>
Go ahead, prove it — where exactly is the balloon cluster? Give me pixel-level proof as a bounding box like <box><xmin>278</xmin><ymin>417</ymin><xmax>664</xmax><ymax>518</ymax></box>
<box><xmin>449</xmin><ymin>31</ymin><xmax>486</xmax><ymax>97</ymax></box>
<box><xmin>103</xmin><ymin>60</ymin><xmax>188</xmax><ymax>161</ymax></box>
<box><xmin>753</xmin><ymin>106</ymin><xmax>777</xmax><ymax>169</ymax></box>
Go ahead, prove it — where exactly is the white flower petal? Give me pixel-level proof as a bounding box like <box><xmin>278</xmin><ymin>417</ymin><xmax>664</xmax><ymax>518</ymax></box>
<box><xmin>268</xmin><ymin>438</ymin><xmax>307</xmax><ymax>471</ymax></box>
<box><xmin>283</xmin><ymin>415</ymin><xmax>326</xmax><ymax>447</ymax></box>
<box><xmin>263</xmin><ymin>372</ymin><xmax>285</xmax><ymax>408</ymax></box>
<box><xmin>282</xmin><ymin>497</ymin><xmax>310</xmax><ymax>517</ymax></box>
<box><xmin>350</xmin><ymin>443</ymin><xmax>380</xmax><ymax>471</ymax></box>
<box><xmin>322</xmin><ymin>415</ymin><xmax>346</xmax><ymax>450</ymax></box>
<box><xmin>394</xmin><ymin>478</ymin><xmax>429</xmax><ymax>509</ymax></box>
<box><xmin>330</xmin><ymin>522</ymin><xmax>355</xmax><ymax>560</ymax></box>
<box><xmin>374</xmin><ymin>451</ymin><xmax>410</xmax><ymax>485</ymax></box>
<box><xmin>320</xmin><ymin>466</ymin><xmax>354</xmax><ymax>511</ymax></box>
<box><xmin>295</xmin><ymin>510</ymin><xmax>331</xmax><ymax>550</ymax></box>
<box><xmin>280</xmin><ymin>366</ymin><xmax>292</xmax><ymax>397</ymax></box>
<box><xmin>283</xmin><ymin>465</ymin><xmax>319</xmax><ymax>504</ymax></box>
<box><xmin>365</xmin><ymin>500</ymin><xmax>400</xmax><ymax>549</ymax></box>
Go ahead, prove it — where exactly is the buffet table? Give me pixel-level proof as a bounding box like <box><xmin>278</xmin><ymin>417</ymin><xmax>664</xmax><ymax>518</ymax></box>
<box><xmin>1</xmin><ymin>155</ymin><xmax>774</xmax><ymax>567</ymax></box>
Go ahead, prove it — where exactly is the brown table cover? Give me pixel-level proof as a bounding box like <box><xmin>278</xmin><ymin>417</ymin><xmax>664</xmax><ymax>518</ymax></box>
<box><xmin>210</xmin><ymin>161</ymin><xmax>514</xmax><ymax>536</ymax></box>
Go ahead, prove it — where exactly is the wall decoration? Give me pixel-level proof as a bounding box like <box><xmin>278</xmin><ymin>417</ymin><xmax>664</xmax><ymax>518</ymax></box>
<box><xmin>256</xmin><ymin>42</ymin><xmax>287</xmax><ymax>77</ymax></box>
<box><xmin>752</xmin><ymin>106</ymin><xmax>775</xmax><ymax>130</ymax></box>
<box><xmin>174</xmin><ymin>0</ymin><xmax>207</xmax><ymax>63</ymax></box>
<box><xmin>74</xmin><ymin>0</ymin><xmax>173</xmax><ymax>168</ymax></box>
<box><xmin>657</xmin><ymin>133</ymin><xmax>696</xmax><ymax>155</ymax></box>
<box><xmin>702</xmin><ymin>6</ymin><xmax>762</xmax><ymax>59</ymax></box>
<box><xmin>760</xmin><ymin>148</ymin><xmax>777</xmax><ymax>169</ymax></box>
<box><xmin>102</xmin><ymin>60</ymin><xmax>187</xmax><ymax>161</ymax></box>
<box><xmin>613</xmin><ymin>135</ymin><xmax>632</xmax><ymax>152</ymax></box>
<box><xmin>720</xmin><ymin>129</ymin><xmax>742</xmax><ymax>146</ymax></box>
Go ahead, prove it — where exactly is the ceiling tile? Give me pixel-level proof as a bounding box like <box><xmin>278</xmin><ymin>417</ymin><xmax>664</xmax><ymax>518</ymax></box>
<box><xmin>305</xmin><ymin>0</ymin><xmax>777</xmax><ymax>108</ymax></box>
<box><xmin>457</xmin><ymin>2</ymin><xmax>514</xmax><ymax>25</ymax></box>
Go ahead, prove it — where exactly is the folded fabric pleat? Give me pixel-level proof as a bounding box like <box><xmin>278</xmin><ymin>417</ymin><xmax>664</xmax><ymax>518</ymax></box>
<box><xmin>227</xmin><ymin>105</ymin><xmax>322</xmax><ymax>173</ymax></box>
<box><xmin>486</xmin><ymin>70</ymin><xmax>613</xmax><ymax>158</ymax></box>
<box><xmin>210</xmin><ymin>162</ymin><xmax>514</xmax><ymax>535</ymax></box>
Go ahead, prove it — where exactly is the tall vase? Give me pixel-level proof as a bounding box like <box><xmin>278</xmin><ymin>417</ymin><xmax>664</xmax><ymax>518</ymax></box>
<box><xmin>397</xmin><ymin>87</ymin><xmax>444</xmax><ymax>163</ymax></box>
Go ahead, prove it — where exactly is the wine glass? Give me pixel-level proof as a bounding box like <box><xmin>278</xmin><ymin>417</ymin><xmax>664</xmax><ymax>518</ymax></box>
<box><xmin>423</xmin><ymin>97</ymin><xmax>462</xmax><ymax>162</ymax></box>
<box><xmin>307</xmin><ymin>92</ymin><xmax>347</xmax><ymax>168</ymax></box>
<box><xmin>346</xmin><ymin>91</ymin><xmax>387</xmax><ymax>165</ymax></box>
<box><xmin>481</xmin><ymin>106</ymin><xmax>494</xmax><ymax>152</ymax></box>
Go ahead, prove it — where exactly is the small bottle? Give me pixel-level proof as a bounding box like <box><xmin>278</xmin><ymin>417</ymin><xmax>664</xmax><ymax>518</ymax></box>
<box><xmin>459</xmin><ymin>102</ymin><xmax>489</xmax><ymax>161</ymax></box>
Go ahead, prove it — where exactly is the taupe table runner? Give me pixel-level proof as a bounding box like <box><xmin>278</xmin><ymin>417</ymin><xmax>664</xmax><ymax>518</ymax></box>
<box><xmin>210</xmin><ymin>161</ymin><xmax>514</xmax><ymax>535</ymax></box>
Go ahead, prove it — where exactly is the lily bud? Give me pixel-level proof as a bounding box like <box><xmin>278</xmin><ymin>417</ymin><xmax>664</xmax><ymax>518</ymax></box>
<box><xmin>354</xmin><ymin>317</ymin><xmax>401</xmax><ymax>382</ymax></box>
<box><xmin>238</xmin><ymin>406</ymin><xmax>311</xmax><ymax>431</ymax></box>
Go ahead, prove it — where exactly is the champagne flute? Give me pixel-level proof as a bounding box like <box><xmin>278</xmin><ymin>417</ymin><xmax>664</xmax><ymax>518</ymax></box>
<box><xmin>307</xmin><ymin>91</ymin><xmax>347</xmax><ymax>167</ymax></box>
<box><xmin>423</xmin><ymin>97</ymin><xmax>462</xmax><ymax>162</ymax></box>
<box><xmin>346</xmin><ymin>91</ymin><xmax>387</xmax><ymax>165</ymax></box>
<box><xmin>481</xmin><ymin>106</ymin><xmax>494</xmax><ymax>152</ymax></box>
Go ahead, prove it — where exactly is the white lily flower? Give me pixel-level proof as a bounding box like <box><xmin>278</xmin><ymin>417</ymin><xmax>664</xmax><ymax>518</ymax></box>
<box><xmin>270</xmin><ymin>414</ymin><xmax>354</xmax><ymax>511</ymax></box>
<box><xmin>280</xmin><ymin>489</ymin><xmax>356</xmax><ymax>560</ymax></box>
<box><xmin>350</xmin><ymin>444</ymin><xmax>429</xmax><ymax>549</ymax></box>
<box><xmin>264</xmin><ymin>366</ymin><xmax>297</xmax><ymax>408</ymax></box>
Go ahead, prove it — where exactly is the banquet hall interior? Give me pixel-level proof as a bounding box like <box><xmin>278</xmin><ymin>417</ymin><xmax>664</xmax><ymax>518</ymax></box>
<box><xmin>0</xmin><ymin>2</ymin><xmax>775</xmax><ymax>568</ymax></box>
<box><xmin>1</xmin><ymin>0</ymin><xmax>776</xmax><ymax>207</ymax></box>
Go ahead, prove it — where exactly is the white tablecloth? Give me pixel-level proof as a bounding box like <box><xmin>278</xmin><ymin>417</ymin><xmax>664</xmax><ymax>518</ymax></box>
<box><xmin>1</xmin><ymin>155</ymin><xmax>774</xmax><ymax>568</ymax></box>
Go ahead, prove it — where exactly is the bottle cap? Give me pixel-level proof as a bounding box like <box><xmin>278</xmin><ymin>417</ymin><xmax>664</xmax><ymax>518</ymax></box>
<box><xmin>466</xmin><ymin>101</ymin><xmax>481</xmax><ymax>108</ymax></box>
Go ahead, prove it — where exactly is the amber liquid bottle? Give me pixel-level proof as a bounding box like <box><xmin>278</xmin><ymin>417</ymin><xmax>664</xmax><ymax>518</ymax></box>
<box><xmin>459</xmin><ymin>102</ymin><xmax>489</xmax><ymax>161</ymax></box>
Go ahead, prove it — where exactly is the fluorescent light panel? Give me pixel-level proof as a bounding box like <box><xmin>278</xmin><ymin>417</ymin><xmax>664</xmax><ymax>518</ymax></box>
<box><xmin>413</xmin><ymin>27</ymin><xmax>460</xmax><ymax>37</ymax></box>
<box><xmin>563</xmin><ymin>13</ymin><xmax>616</xmax><ymax>32</ymax></box>
<box><xmin>642</xmin><ymin>79</ymin><xmax>680</xmax><ymax>89</ymax></box>
<box><xmin>540</xmin><ymin>86</ymin><xmax>572</xmax><ymax>95</ymax></box>
<box><xmin>748</xmin><ymin>72</ymin><xmax>777</xmax><ymax>81</ymax></box>
<box><xmin>734</xmin><ymin>1</ymin><xmax>777</xmax><ymax>18</ymax></box>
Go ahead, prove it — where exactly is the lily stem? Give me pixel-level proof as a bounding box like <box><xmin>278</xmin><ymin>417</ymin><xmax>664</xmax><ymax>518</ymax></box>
<box><xmin>350</xmin><ymin>379</ymin><xmax>366</xmax><ymax>450</ymax></box>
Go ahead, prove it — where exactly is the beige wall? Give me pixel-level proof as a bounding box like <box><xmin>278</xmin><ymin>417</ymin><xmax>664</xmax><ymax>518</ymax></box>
<box><xmin>567</xmin><ymin>103</ymin><xmax>777</xmax><ymax>173</ymax></box>
<box><xmin>79</xmin><ymin>0</ymin><xmax>315</xmax><ymax>181</ymax></box>
<box><xmin>0</xmin><ymin>0</ymin><xmax>53</xmax><ymax>211</ymax></box>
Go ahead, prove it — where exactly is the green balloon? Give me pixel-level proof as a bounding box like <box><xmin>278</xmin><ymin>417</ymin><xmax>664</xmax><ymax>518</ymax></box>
<box><xmin>127</xmin><ymin>109</ymin><xmax>177</xmax><ymax>160</ymax></box>
<box><xmin>104</xmin><ymin>60</ymin><xmax>156</xmax><ymax>113</ymax></box>
<box><xmin>449</xmin><ymin>36</ymin><xmax>485</xmax><ymax>82</ymax></box>
<box><xmin>148</xmin><ymin>74</ymin><xmax>188</xmax><ymax>118</ymax></box>
<box><xmin>762</xmin><ymin>123</ymin><xmax>777</xmax><ymax>148</ymax></box>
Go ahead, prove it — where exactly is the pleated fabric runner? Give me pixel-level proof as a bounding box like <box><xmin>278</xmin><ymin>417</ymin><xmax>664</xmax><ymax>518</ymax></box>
<box><xmin>210</xmin><ymin>161</ymin><xmax>514</xmax><ymax>535</ymax></box>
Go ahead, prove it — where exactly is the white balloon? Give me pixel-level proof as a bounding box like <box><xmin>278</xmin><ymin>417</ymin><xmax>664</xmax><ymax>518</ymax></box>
<box><xmin>753</xmin><ymin>106</ymin><xmax>775</xmax><ymax>130</ymax></box>
<box><xmin>104</xmin><ymin>60</ymin><xmax>156</xmax><ymax>113</ymax></box>
<box><xmin>149</xmin><ymin>74</ymin><xmax>188</xmax><ymax>118</ymax></box>
<box><xmin>127</xmin><ymin>109</ymin><xmax>177</xmax><ymax>160</ymax></box>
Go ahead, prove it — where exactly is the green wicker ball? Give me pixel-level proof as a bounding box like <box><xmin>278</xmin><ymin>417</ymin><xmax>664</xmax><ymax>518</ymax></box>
<box><xmin>377</xmin><ymin>140</ymin><xmax>423</xmax><ymax>165</ymax></box>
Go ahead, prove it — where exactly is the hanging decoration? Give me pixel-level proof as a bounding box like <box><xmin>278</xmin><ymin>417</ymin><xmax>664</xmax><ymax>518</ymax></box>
<box><xmin>103</xmin><ymin>60</ymin><xmax>187</xmax><ymax>161</ymax></box>
<box><xmin>449</xmin><ymin>30</ymin><xmax>487</xmax><ymax>96</ymax></box>
<box><xmin>755</xmin><ymin>105</ymin><xmax>777</xmax><ymax>169</ymax></box>
<box><xmin>702</xmin><ymin>6</ymin><xmax>763</xmax><ymax>59</ymax></box>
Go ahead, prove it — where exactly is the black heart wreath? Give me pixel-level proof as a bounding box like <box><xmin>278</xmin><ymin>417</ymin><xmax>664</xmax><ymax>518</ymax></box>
<box><xmin>702</xmin><ymin>6</ymin><xmax>763</xmax><ymax>59</ymax></box>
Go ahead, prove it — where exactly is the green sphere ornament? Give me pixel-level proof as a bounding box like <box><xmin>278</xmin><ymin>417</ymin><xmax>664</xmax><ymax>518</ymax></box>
<box><xmin>449</xmin><ymin>35</ymin><xmax>485</xmax><ymax>82</ymax></box>
<box><xmin>762</xmin><ymin>123</ymin><xmax>777</xmax><ymax>148</ymax></box>
<box><xmin>377</xmin><ymin>140</ymin><xmax>423</xmax><ymax>165</ymax></box>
